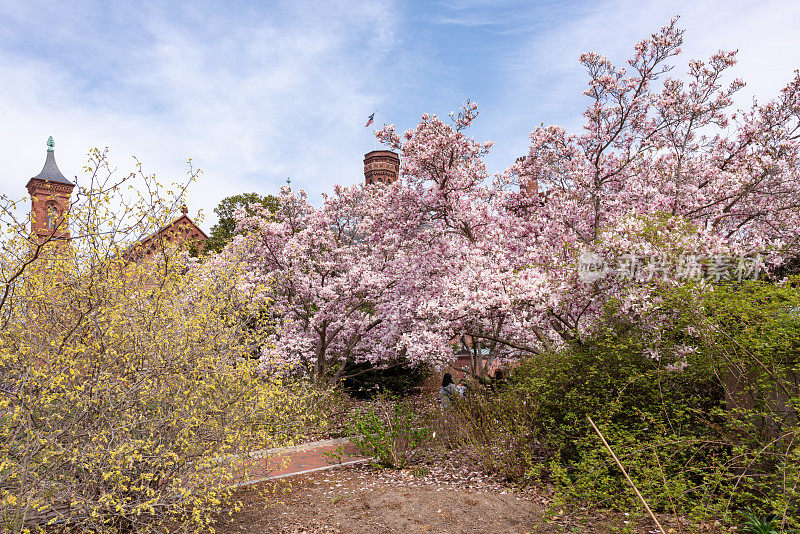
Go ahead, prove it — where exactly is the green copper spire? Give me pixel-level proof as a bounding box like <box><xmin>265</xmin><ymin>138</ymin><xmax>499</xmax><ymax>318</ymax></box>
<box><xmin>47</xmin><ymin>136</ymin><xmax>55</xmax><ymax>152</ymax></box>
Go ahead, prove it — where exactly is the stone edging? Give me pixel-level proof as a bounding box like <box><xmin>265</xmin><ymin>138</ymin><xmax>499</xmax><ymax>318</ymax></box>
<box><xmin>232</xmin><ymin>457</ymin><xmax>370</xmax><ymax>488</ymax></box>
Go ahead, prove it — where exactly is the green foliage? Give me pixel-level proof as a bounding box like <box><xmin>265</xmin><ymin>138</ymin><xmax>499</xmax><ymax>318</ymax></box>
<box><xmin>334</xmin><ymin>396</ymin><xmax>431</xmax><ymax>469</ymax></box>
<box><xmin>669</xmin><ymin>278</ymin><xmax>800</xmax><ymax>524</ymax></box>
<box><xmin>452</xmin><ymin>336</ymin><xmax>727</xmax><ymax>511</ymax></box>
<box><xmin>204</xmin><ymin>193</ymin><xmax>280</xmax><ymax>253</ymax></box>
<box><xmin>340</xmin><ymin>358</ymin><xmax>433</xmax><ymax>399</ymax></box>
<box><xmin>448</xmin><ymin>277</ymin><xmax>800</xmax><ymax>526</ymax></box>
<box><xmin>742</xmin><ymin>510</ymin><xmax>779</xmax><ymax>534</ymax></box>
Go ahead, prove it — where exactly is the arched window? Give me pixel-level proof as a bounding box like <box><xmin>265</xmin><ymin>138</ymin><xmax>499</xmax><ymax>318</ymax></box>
<box><xmin>46</xmin><ymin>204</ymin><xmax>59</xmax><ymax>229</ymax></box>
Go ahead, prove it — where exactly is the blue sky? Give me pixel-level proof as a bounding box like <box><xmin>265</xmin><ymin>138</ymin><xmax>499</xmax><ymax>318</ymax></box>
<box><xmin>1</xmin><ymin>0</ymin><xmax>799</xmax><ymax>227</ymax></box>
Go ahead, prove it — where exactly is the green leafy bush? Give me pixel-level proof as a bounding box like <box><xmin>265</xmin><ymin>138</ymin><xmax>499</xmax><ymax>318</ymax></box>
<box><xmin>336</xmin><ymin>396</ymin><xmax>431</xmax><ymax>469</ymax></box>
<box><xmin>447</xmin><ymin>278</ymin><xmax>800</xmax><ymax>527</ymax></box>
<box><xmin>451</xmin><ymin>336</ymin><xmax>727</xmax><ymax>514</ymax></box>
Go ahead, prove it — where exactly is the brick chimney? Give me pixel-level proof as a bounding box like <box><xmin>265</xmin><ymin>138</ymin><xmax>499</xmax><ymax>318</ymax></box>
<box><xmin>364</xmin><ymin>150</ymin><xmax>399</xmax><ymax>186</ymax></box>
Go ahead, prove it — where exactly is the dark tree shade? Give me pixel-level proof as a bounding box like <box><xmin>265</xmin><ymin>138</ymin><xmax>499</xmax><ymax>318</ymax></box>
<box><xmin>204</xmin><ymin>193</ymin><xmax>280</xmax><ymax>254</ymax></box>
<box><xmin>340</xmin><ymin>358</ymin><xmax>433</xmax><ymax>399</ymax></box>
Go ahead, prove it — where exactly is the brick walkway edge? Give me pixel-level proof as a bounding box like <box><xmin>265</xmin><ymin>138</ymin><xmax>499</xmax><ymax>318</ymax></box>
<box><xmin>233</xmin><ymin>437</ymin><xmax>370</xmax><ymax>488</ymax></box>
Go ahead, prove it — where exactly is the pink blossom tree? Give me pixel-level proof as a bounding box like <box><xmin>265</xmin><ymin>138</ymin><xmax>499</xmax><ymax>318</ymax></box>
<box><xmin>228</xmin><ymin>185</ymin><xmax>418</xmax><ymax>384</ymax></box>
<box><xmin>373</xmin><ymin>104</ymin><xmax>551</xmax><ymax>377</ymax></box>
<box><xmin>374</xmin><ymin>18</ymin><xmax>800</xmax><ymax>373</ymax></box>
<box><xmin>221</xmin><ymin>19</ymin><xmax>800</xmax><ymax>381</ymax></box>
<box><xmin>497</xmin><ymin>17</ymin><xmax>800</xmax><ymax>351</ymax></box>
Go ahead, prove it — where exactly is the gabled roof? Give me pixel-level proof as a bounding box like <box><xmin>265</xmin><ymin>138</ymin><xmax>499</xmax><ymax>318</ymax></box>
<box><xmin>124</xmin><ymin>209</ymin><xmax>208</xmax><ymax>262</ymax></box>
<box><xmin>151</xmin><ymin>212</ymin><xmax>209</xmax><ymax>241</ymax></box>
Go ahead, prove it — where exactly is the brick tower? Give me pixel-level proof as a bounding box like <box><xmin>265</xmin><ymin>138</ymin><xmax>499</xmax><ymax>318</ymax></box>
<box><xmin>26</xmin><ymin>136</ymin><xmax>75</xmax><ymax>243</ymax></box>
<box><xmin>363</xmin><ymin>150</ymin><xmax>399</xmax><ymax>186</ymax></box>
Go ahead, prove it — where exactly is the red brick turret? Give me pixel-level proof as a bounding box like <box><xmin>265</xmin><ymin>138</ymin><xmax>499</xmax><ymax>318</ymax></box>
<box><xmin>364</xmin><ymin>150</ymin><xmax>399</xmax><ymax>186</ymax></box>
<box><xmin>26</xmin><ymin>137</ymin><xmax>75</xmax><ymax>243</ymax></box>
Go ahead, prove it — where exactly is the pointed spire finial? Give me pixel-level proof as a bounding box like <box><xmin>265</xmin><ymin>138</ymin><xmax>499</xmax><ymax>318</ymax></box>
<box><xmin>47</xmin><ymin>136</ymin><xmax>55</xmax><ymax>152</ymax></box>
<box><xmin>286</xmin><ymin>177</ymin><xmax>292</xmax><ymax>185</ymax></box>
<box><xmin>181</xmin><ymin>205</ymin><xmax>188</xmax><ymax>215</ymax></box>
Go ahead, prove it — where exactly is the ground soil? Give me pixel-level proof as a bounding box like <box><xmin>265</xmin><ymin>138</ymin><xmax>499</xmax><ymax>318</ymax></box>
<box><xmin>214</xmin><ymin>463</ymin><xmax>683</xmax><ymax>534</ymax></box>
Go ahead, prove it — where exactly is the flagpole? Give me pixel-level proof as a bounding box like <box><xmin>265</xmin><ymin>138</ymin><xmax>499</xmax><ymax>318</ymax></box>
<box><xmin>366</xmin><ymin>109</ymin><xmax>378</xmax><ymax>151</ymax></box>
<box><xmin>373</xmin><ymin>109</ymin><xmax>378</xmax><ymax>151</ymax></box>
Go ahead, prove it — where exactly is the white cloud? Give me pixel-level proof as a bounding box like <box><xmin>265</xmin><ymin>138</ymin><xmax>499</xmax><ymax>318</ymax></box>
<box><xmin>0</xmin><ymin>1</ymin><xmax>402</xmax><ymax>226</ymax></box>
<box><xmin>1</xmin><ymin>0</ymin><xmax>798</xmax><ymax>230</ymax></box>
<box><xmin>480</xmin><ymin>0</ymin><xmax>800</xmax><ymax>174</ymax></box>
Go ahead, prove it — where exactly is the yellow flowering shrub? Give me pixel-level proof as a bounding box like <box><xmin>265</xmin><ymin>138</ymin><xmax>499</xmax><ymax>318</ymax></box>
<box><xmin>0</xmin><ymin>150</ymin><xmax>319</xmax><ymax>532</ymax></box>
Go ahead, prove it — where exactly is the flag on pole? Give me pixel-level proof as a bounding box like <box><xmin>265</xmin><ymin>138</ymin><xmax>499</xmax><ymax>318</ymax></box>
<box><xmin>365</xmin><ymin>112</ymin><xmax>375</xmax><ymax>127</ymax></box>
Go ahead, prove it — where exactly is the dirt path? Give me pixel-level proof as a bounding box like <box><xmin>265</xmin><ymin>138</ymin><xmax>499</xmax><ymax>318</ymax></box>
<box><xmin>219</xmin><ymin>466</ymin><xmax>546</xmax><ymax>534</ymax></box>
<box><xmin>217</xmin><ymin>451</ymin><xmax>674</xmax><ymax>534</ymax></box>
